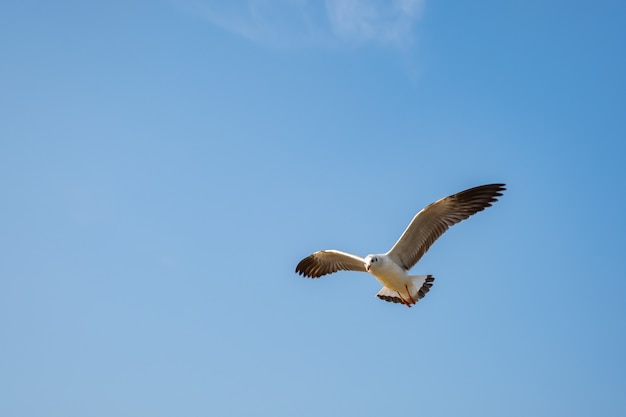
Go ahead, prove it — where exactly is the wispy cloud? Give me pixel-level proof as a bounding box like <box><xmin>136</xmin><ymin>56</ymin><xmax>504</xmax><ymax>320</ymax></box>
<box><xmin>176</xmin><ymin>0</ymin><xmax>424</xmax><ymax>48</ymax></box>
<box><xmin>326</xmin><ymin>0</ymin><xmax>424</xmax><ymax>46</ymax></box>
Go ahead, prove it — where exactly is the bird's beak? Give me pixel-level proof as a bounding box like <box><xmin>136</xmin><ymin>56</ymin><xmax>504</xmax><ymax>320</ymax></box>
<box><xmin>365</xmin><ymin>264</ymin><xmax>370</xmax><ymax>271</ymax></box>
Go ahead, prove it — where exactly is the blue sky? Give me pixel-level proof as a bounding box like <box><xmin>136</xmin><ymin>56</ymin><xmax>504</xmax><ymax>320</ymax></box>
<box><xmin>1</xmin><ymin>1</ymin><xmax>625</xmax><ymax>416</ymax></box>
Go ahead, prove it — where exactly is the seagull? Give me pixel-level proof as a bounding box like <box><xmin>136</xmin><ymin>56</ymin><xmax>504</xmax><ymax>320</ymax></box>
<box><xmin>295</xmin><ymin>183</ymin><xmax>506</xmax><ymax>307</ymax></box>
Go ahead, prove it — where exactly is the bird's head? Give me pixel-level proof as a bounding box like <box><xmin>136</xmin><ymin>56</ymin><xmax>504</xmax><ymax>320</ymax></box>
<box><xmin>364</xmin><ymin>254</ymin><xmax>379</xmax><ymax>272</ymax></box>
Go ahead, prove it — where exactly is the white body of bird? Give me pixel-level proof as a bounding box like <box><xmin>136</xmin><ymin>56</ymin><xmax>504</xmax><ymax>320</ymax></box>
<box><xmin>365</xmin><ymin>254</ymin><xmax>432</xmax><ymax>304</ymax></box>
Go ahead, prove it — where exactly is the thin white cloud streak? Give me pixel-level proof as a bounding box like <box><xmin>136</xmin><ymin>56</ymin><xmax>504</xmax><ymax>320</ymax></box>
<box><xmin>177</xmin><ymin>0</ymin><xmax>424</xmax><ymax>48</ymax></box>
<box><xmin>325</xmin><ymin>0</ymin><xmax>424</xmax><ymax>46</ymax></box>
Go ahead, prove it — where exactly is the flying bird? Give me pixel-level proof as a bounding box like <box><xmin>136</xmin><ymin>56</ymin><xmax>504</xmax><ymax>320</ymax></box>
<box><xmin>295</xmin><ymin>183</ymin><xmax>506</xmax><ymax>307</ymax></box>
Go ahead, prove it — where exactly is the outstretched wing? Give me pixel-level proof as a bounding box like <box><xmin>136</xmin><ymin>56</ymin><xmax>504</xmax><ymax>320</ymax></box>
<box><xmin>295</xmin><ymin>250</ymin><xmax>367</xmax><ymax>278</ymax></box>
<box><xmin>386</xmin><ymin>183</ymin><xmax>506</xmax><ymax>270</ymax></box>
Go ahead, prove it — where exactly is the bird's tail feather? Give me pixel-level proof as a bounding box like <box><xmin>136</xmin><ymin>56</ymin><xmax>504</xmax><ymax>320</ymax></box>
<box><xmin>376</xmin><ymin>275</ymin><xmax>435</xmax><ymax>306</ymax></box>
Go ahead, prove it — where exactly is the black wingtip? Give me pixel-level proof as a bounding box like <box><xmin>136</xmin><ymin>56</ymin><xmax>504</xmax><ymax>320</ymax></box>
<box><xmin>295</xmin><ymin>254</ymin><xmax>324</xmax><ymax>278</ymax></box>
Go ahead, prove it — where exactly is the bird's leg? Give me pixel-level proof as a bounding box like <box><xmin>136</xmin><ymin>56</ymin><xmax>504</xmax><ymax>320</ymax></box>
<box><xmin>405</xmin><ymin>285</ymin><xmax>416</xmax><ymax>304</ymax></box>
<box><xmin>396</xmin><ymin>291</ymin><xmax>412</xmax><ymax>308</ymax></box>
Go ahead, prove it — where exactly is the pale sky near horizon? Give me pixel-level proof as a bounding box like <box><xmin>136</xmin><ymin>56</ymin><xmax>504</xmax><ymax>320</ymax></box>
<box><xmin>1</xmin><ymin>1</ymin><xmax>625</xmax><ymax>416</ymax></box>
